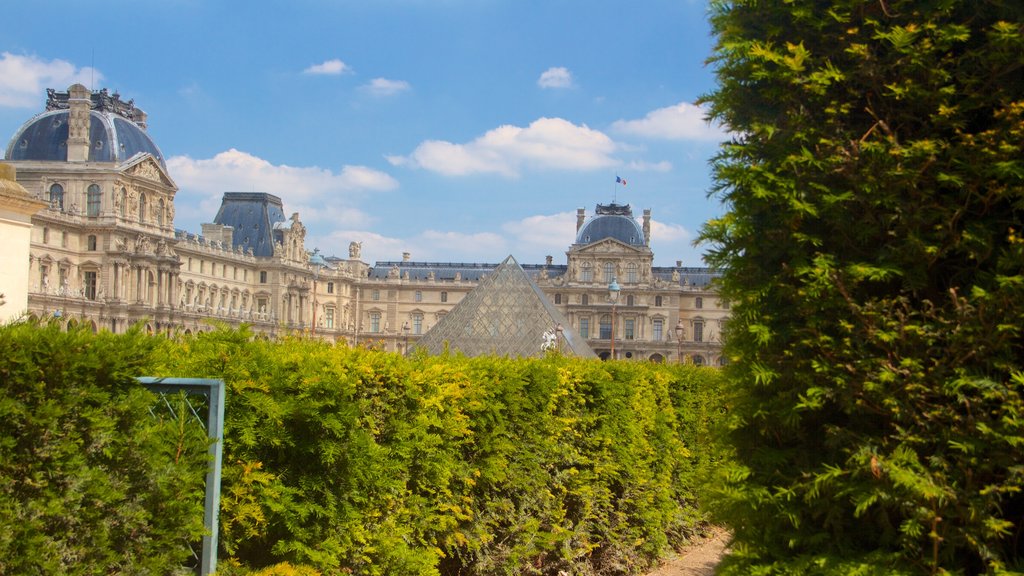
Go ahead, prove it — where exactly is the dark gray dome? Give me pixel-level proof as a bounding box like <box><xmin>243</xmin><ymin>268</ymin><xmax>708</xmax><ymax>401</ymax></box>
<box><xmin>575</xmin><ymin>203</ymin><xmax>645</xmax><ymax>246</ymax></box>
<box><xmin>5</xmin><ymin>109</ymin><xmax>165</xmax><ymax>168</ymax></box>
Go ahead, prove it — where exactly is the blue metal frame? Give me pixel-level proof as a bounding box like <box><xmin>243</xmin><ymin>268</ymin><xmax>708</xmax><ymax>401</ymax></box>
<box><xmin>138</xmin><ymin>377</ymin><xmax>225</xmax><ymax>576</ymax></box>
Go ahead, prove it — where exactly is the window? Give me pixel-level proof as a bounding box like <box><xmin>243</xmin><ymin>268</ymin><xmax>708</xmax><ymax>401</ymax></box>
<box><xmin>655</xmin><ymin>295</ymin><xmax>663</xmax><ymax>307</ymax></box>
<box><xmin>87</xmin><ymin>184</ymin><xmax>101</xmax><ymax>217</ymax></box>
<box><xmin>372</xmin><ymin>289</ymin><xmax>380</xmax><ymax>301</ymax></box>
<box><xmin>413</xmin><ymin>313</ymin><xmax>423</xmax><ymax>335</ymax></box>
<box><xmin>625</xmin><ymin>318</ymin><xmax>635</xmax><ymax>340</ymax></box>
<box><xmin>325</xmin><ymin>307</ymin><xmax>335</xmax><ymax>329</ymax></box>
<box><xmin>603</xmin><ymin>262</ymin><xmax>615</xmax><ymax>283</ymax></box>
<box><xmin>138</xmin><ymin>193</ymin><xmax>147</xmax><ymax>223</ymax></box>
<box><xmin>692</xmin><ymin>355</ymin><xmax>705</xmax><ymax>366</ymax></box>
<box><xmin>581</xmin><ymin>293</ymin><xmax>589</xmax><ymax>305</ymax></box>
<box><xmin>327</xmin><ymin>282</ymin><xmax>334</xmax><ymax>294</ymax></box>
<box><xmin>626</xmin><ymin>263</ymin><xmax>638</xmax><ymax>283</ymax></box>
<box><xmin>42</xmin><ymin>227</ymin><xmax>50</xmax><ymax>244</ymax></box>
<box><xmin>626</xmin><ymin>295</ymin><xmax>634</xmax><ymax>307</ymax></box>
<box><xmin>695</xmin><ymin>297</ymin><xmax>703</xmax><ymax>309</ymax></box>
<box><xmin>39</xmin><ymin>265</ymin><xmax>49</xmax><ymax>290</ymax></box>
<box><xmin>257</xmin><ymin>297</ymin><xmax>268</xmax><ymax>314</ymax></box>
<box><xmin>58</xmin><ymin>267</ymin><xmax>68</xmax><ymax>292</ymax></box>
<box><xmin>653</xmin><ymin>318</ymin><xmax>663</xmax><ymax>341</ymax></box>
<box><xmin>581</xmin><ymin>262</ymin><xmax>593</xmax><ymax>282</ymax></box>
<box><xmin>599</xmin><ymin>314</ymin><xmax>612</xmax><ymax>339</ymax></box>
<box><xmin>49</xmin><ymin>183</ymin><xmax>64</xmax><ymax>210</ymax></box>
<box><xmin>259</xmin><ymin>271</ymin><xmax>267</xmax><ymax>284</ymax></box>
<box><xmin>84</xmin><ymin>271</ymin><xmax>97</xmax><ymax>301</ymax></box>
<box><xmin>441</xmin><ymin>291</ymin><xmax>448</xmax><ymax>303</ymax></box>
<box><xmin>415</xmin><ymin>290</ymin><xmax>422</xmax><ymax>302</ymax></box>
<box><xmin>578</xmin><ymin>317</ymin><xmax>590</xmax><ymax>339</ymax></box>
<box><xmin>61</xmin><ymin>231</ymin><xmax>68</xmax><ymax>247</ymax></box>
<box><xmin>370</xmin><ymin>311</ymin><xmax>381</xmax><ymax>333</ymax></box>
<box><xmin>693</xmin><ymin>320</ymin><xmax>704</xmax><ymax>342</ymax></box>
<box><xmin>87</xmin><ymin>235</ymin><xmax>97</xmax><ymax>251</ymax></box>
<box><xmin>554</xmin><ymin>293</ymin><xmax>561</xmax><ymax>305</ymax></box>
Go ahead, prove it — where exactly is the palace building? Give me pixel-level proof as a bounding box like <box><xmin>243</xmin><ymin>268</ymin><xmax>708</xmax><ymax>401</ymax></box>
<box><xmin>2</xmin><ymin>85</ymin><xmax>727</xmax><ymax>364</ymax></box>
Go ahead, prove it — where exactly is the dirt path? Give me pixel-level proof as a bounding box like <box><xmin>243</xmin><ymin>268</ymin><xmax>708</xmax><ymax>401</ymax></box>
<box><xmin>643</xmin><ymin>528</ymin><xmax>729</xmax><ymax>576</ymax></box>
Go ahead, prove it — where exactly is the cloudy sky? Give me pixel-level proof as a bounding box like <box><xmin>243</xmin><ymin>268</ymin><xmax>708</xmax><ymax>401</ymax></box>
<box><xmin>0</xmin><ymin>0</ymin><xmax>725</xmax><ymax>267</ymax></box>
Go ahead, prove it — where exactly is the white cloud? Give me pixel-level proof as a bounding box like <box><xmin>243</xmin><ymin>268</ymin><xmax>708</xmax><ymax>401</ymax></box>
<box><xmin>398</xmin><ymin>117</ymin><xmax>617</xmax><ymax>177</ymax></box>
<box><xmin>166</xmin><ymin>149</ymin><xmax>398</xmax><ymax>228</ymax></box>
<box><xmin>538</xmin><ymin>66</ymin><xmax>573</xmax><ymax>89</ymax></box>
<box><xmin>624</xmin><ymin>160</ymin><xmax>673</xmax><ymax>173</ymax></box>
<box><xmin>361</xmin><ymin>78</ymin><xmax>410</xmax><ymax>96</ymax></box>
<box><xmin>501</xmin><ymin>212</ymin><xmax>578</xmax><ymax>254</ymax></box>
<box><xmin>303</xmin><ymin>59</ymin><xmax>351</xmax><ymax>75</ymax></box>
<box><xmin>650</xmin><ymin>219</ymin><xmax>694</xmax><ymax>245</ymax></box>
<box><xmin>0</xmin><ymin>52</ymin><xmax>101</xmax><ymax>108</ymax></box>
<box><xmin>611</xmin><ymin>101</ymin><xmax>724</xmax><ymax>141</ymax></box>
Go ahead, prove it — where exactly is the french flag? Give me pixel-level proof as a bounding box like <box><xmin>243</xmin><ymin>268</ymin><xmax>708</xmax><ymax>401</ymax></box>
<box><xmin>616</xmin><ymin>176</ymin><xmax>627</xmax><ymax>186</ymax></box>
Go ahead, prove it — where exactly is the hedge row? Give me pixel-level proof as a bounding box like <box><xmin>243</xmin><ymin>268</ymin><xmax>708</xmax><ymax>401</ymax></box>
<box><xmin>0</xmin><ymin>321</ymin><xmax>726</xmax><ymax>575</ymax></box>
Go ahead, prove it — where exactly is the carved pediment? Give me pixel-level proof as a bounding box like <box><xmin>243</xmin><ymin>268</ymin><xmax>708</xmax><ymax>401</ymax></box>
<box><xmin>123</xmin><ymin>156</ymin><xmax>176</xmax><ymax>188</ymax></box>
<box><xmin>572</xmin><ymin>237</ymin><xmax>645</xmax><ymax>256</ymax></box>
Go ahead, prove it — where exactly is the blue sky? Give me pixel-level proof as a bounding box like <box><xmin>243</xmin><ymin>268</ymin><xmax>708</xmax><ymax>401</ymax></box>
<box><xmin>0</xmin><ymin>0</ymin><xmax>725</xmax><ymax>267</ymax></box>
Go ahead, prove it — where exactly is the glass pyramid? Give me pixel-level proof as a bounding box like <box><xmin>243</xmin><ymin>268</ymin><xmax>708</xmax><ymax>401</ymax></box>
<box><xmin>416</xmin><ymin>255</ymin><xmax>595</xmax><ymax>358</ymax></box>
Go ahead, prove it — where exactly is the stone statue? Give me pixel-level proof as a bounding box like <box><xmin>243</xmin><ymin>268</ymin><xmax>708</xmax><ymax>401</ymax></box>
<box><xmin>349</xmin><ymin>241</ymin><xmax>362</xmax><ymax>259</ymax></box>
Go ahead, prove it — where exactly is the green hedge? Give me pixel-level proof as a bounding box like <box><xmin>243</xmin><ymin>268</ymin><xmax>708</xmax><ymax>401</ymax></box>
<box><xmin>0</xmin><ymin>320</ymin><xmax>208</xmax><ymax>575</ymax></box>
<box><xmin>155</xmin><ymin>326</ymin><xmax>726</xmax><ymax>575</ymax></box>
<box><xmin>0</xmin><ymin>321</ymin><xmax>726</xmax><ymax>575</ymax></box>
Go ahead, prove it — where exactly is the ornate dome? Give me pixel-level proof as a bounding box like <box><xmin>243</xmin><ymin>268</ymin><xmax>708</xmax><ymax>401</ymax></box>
<box><xmin>4</xmin><ymin>87</ymin><xmax>165</xmax><ymax>168</ymax></box>
<box><xmin>575</xmin><ymin>202</ymin><xmax>646</xmax><ymax>247</ymax></box>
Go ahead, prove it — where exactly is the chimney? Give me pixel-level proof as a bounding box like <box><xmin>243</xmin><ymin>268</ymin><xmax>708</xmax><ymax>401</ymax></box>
<box><xmin>66</xmin><ymin>84</ymin><xmax>91</xmax><ymax>162</ymax></box>
<box><xmin>402</xmin><ymin>252</ymin><xmax>411</xmax><ymax>262</ymax></box>
<box><xmin>576</xmin><ymin>207</ymin><xmax>586</xmax><ymax>231</ymax></box>
<box><xmin>545</xmin><ymin>255</ymin><xmax>553</xmax><ymax>266</ymax></box>
<box><xmin>643</xmin><ymin>209</ymin><xmax>652</xmax><ymax>246</ymax></box>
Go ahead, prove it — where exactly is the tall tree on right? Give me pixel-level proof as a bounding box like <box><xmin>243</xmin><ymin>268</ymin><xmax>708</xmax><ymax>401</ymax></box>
<box><xmin>699</xmin><ymin>1</ymin><xmax>1024</xmax><ymax>573</ymax></box>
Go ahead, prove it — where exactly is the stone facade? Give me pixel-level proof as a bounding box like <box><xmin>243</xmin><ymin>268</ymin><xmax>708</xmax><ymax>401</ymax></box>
<box><xmin>4</xmin><ymin>85</ymin><xmax>728</xmax><ymax>364</ymax></box>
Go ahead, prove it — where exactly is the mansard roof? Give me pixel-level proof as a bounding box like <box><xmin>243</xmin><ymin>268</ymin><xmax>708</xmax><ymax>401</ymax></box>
<box><xmin>212</xmin><ymin>193</ymin><xmax>287</xmax><ymax>258</ymax></box>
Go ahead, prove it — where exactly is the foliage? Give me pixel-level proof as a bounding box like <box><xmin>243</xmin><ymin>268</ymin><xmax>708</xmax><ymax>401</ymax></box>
<box><xmin>0</xmin><ymin>319</ymin><xmax>208</xmax><ymax>574</ymax></box>
<box><xmin>700</xmin><ymin>0</ymin><xmax>1024</xmax><ymax>573</ymax></box>
<box><xmin>156</xmin><ymin>327</ymin><xmax>727</xmax><ymax>575</ymax></box>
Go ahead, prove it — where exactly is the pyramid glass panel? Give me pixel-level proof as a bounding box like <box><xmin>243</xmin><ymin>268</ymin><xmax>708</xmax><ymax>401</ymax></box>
<box><xmin>416</xmin><ymin>255</ymin><xmax>595</xmax><ymax>358</ymax></box>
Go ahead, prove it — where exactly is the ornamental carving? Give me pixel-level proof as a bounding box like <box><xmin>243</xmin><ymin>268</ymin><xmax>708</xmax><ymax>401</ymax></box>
<box><xmin>130</xmin><ymin>161</ymin><xmax>162</xmax><ymax>183</ymax></box>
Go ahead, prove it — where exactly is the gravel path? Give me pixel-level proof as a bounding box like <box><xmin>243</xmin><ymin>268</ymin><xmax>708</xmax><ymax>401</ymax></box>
<box><xmin>644</xmin><ymin>528</ymin><xmax>729</xmax><ymax>576</ymax></box>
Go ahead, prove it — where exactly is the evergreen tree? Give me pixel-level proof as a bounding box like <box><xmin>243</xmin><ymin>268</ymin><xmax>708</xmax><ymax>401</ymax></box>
<box><xmin>700</xmin><ymin>1</ymin><xmax>1024</xmax><ymax>573</ymax></box>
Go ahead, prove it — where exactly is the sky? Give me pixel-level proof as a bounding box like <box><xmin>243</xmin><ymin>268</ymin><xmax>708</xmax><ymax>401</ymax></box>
<box><xmin>0</xmin><ymin>0</ymin><xmax>726</xmax><ymax>268</ymax></box>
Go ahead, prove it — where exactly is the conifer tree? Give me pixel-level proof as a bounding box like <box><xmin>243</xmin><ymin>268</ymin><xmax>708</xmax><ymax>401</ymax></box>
<box><xmin>700</xmin><ymin>1</ymin><xmax>1024</xmax><ymax>573</ymax></box>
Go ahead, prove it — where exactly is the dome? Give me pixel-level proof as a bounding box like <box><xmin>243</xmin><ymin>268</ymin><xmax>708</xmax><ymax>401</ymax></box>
<box><xmin>575</xmin><ymin>203</ymin><xmax>646</xmax><ymax>247</ymax></box>
<box><xmin>4</xmin><ymin>87</ymin><xmax>165</xmax><ymax>168</ymax></box>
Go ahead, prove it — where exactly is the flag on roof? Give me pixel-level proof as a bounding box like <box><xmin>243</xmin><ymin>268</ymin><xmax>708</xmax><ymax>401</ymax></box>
<box><xmin>616</xmin><ymin>175</ymin><xmax>627</xmax><ymax>186</ymax></box>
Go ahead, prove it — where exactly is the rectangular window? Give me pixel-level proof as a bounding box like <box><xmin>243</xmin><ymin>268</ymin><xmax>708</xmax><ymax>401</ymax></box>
<box><xmin>693</xmin><ymin>321</ymin><xmax>704</xmax><ymax>342</ymax></box>
<box><xmin>625</xmin><ymin>318</ymin><xmax>635</xmax><ymax>340</ymax></box>
<box><xmin>599</xmin><ymin>315</ymin><xmax>612</xmax><ymax>339</ymax></box>
<box><xmin>441</xmin><ymin>291</ymin><xmax>448</xmax><ymax>303</ymax></box>
<box><xmin>603</xmin><ymin>262</ymin><xmax>615</xmax><ymax>283</ymax></box>
<box><xmin>325</xmin><ymin>307</ymin><xmax>335</xmax><ymax>329</ymax></box>
<box><xmin>554</xmin><ymin>293</ymin><xmax>561</xmax><ymax>305</ymax></box>
<box><xmin>372</xmin><ymin>290</ymin><xmax>380</xmax><ymax>301</ymax></box>
<box><xmin>626</xmin><ymin>295</ymin><xmax>634</xmax><ymax>307</ymax></box>
<box><xmin>327</xmin><ymin>282</ymin><xmax>335</xmax><ymax>294</ymax></box>
<box><xmin>87</xmin><ymin>235</ymin><xmax>97</xmax><ymax>251</ymax></box>
<box><xmin>579</xmin><ymin>317</ymin><xmax>590</xmax><ymax>339</ymax></box>
<box><xmin>413</xmin><ymin>313</ymin><xmax>423</xmax><ymax>335</ymax></box>
<box><xmin>259</xmin><ymin>271</ymin><xmax>267</xmax><ymax>283</ymax></box>
<box><xmin>415</xmin><ymin>290</ymin><xmax>422</xmax><ymax>302</ymax></box>
<box><xmin>39</xmin><ymin>265</ymin><xmax>49</xmax><ymax>291</ymax></box>
<box><xmin>84</xmin><ymin>271</ymin><xmax>97</xmax><ymax>301</ymax></box>
<box><xmin>370</xmin><ymin>312</ymin><xmax>381</xmax><ymax>333</ymax></box>
<box><xmin>653</xmin><ymin>319</ymin><xmax>663</xmax><ymax>341</ymax></box>
<box><xmin>257</xmin><ymin>297</ymin><xmax>268</xmax><ymax>315</ymax></box>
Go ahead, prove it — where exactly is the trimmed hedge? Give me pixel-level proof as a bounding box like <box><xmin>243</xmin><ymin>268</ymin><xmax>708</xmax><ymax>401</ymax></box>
<box><xmin>157</xmin><ymin>326</ymin><xmax>726</xmax><ymax>575</ymax></box>
<box><xmin>0</xmin><ymin>320</ymin><xmax>208</xmax><ymax>575</ymax></box>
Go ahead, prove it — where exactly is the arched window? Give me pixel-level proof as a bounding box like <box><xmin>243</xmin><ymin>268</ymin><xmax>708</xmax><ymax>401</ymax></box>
<box><xmin>692</xmin><ymin>355</ymin><xmax>705</xmax><ymax>366</ymax></box>
<box><xmin>138</xmin><ymin>193</ymin><xmax>147</xmax><ymax>223</ymax></box>
<box><xmin>581</xmin><ymin>262</ymin><xmax>593</xmax><ymax>282</ymax></box>
<box><xmin>87</xmin><ymin>184</ymin><xmax>101</xmax><ymax>217</ymax></box>
<box><xmin>49</xmin><ymin>183</ymin><xmax>64</xmax><ymax>210</ymax></box>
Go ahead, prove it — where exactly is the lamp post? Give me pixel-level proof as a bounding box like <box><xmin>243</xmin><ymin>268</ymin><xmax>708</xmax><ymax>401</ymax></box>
<box><xmin>608</xmin><ymin>278</ymin><xmax>620</xmax><ymax>360</ymax></box>
<box><xmin>675</xmin><ymin>320</ymin><xmax>685</xmax><ymax>364</ymax></box>
<box><xmin>402</xmin><ymin>321</ymin><xmax>410</xmax><ymax>356</ymax></box>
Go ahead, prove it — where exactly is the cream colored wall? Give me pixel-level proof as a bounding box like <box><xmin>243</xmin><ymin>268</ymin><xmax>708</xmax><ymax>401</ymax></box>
<box><xmin>0</xmin><ymin>213</ymin><xmax>35</xmax><ymax>323</ymax></box>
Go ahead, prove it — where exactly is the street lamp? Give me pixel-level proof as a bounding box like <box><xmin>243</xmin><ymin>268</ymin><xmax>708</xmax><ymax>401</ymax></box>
<box><xmin>608</xmin><ymin>278</ymin><xmax>620</xmax><ymax>360</ymax></box>
<box><xmin>402</xmin><ymin>321</ymin><xmax>410</xmax><ymax>356</ymax></box>
<box><xmin>675</xmin><ymin>320</ymin><xmax>685</xmax><ymax>364</ymax></box>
